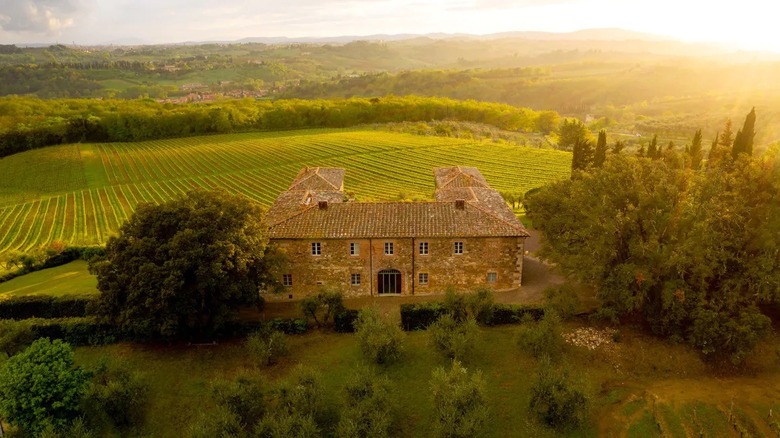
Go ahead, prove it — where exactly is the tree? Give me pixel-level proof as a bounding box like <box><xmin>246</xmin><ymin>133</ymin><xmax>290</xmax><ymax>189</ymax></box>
<box><xmin>611</xmin><ymin>140</ymin><xmax>625</xmax><ymax>155</ymax></box>
<box><xmin>89</xmin><ymin>190</ymin><xmax>273</xmax><ymax>340</ymax></box>
<box><xmin>247</xmin><ymin>328</ymin><xmax>289</xmax><ymax>366</ymax></box>
<box><xmin>593</xmin><ymin>130</ymin><xmax>607</xmax><ymax>168</ymax></box>
<box><xmin>0</xmin><ymin>339</ymin><xmax>89</xmax><ymax>435</ymax></box>
<box><xmin>355</xmin><ymin>307</ymin><xmax>405</xmax><ymax>364</ymax></box>
<box><xmin>299</xmin><ymin>288</ymin><xmax>345</xmax><ymax>328</ymax></box>
<box><xmin>337</xmin><ymin>367</ymin><xmax>396</xmax><ymax>438</ymax></box>
<box><xmin>731</xmin><ymin>107</ymin><xmax>756</xmax><ymax>159</ymax></box>
<box><xmin>689</xmin><ymin>128</ymin><xmax>703</xmax><ymax>170</ymax></box>
<box><xmin>429</xmin><ymin>360</ymin><xmax>489</xmax><ymax>438</ymax></box>
<box><xmin>647</xmin><ymin>134</ymin><xmax>659</xmax><ymax>160</ymax></box>
<box><xmin>571</xmin><ymin>137</ymin><xmax>593</xmax><ymax>173</ymax></box>
<box><xmin>556</xmin><ymin>118</ymin><xmax>589</xmax><ymax>151</ymax></box>
<box><xmin>719</xmin><ymin>119</ymin><xmax>734</xmax><ymax>148</ymax></box>
<box><xmin>525</xmin><ymin>151</ymin><xmax>779</xmax><ymax>363</ymax></box>
<box><xmin>530</xmin><ymin>359</ymin><xmax>588</xmax><ymax>430</ymax></box>
<box><xmin>82</xmin><ymin>358</ymin><xmax>149</xmax><ymax>431</ymax></box>
<box><xmin>428</xmin><ymin>315</ymin><xmax>479</xmax><ymax>361</ymax></box>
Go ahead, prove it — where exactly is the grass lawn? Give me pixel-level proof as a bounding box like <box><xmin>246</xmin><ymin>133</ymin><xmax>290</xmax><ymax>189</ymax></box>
<box><xmin>0</xmin><ymin>260</ymin><xmax>97</xmax><ymax>300</ymax></box>
<box><xmin>73</xmin><ymin>322</ymin><xmax>780</xmax><ymax>437</ymax></box>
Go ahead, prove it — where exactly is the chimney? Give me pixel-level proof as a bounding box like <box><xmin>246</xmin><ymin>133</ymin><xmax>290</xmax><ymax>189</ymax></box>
<box><xmin>318</xmin><ymin>200</ymin><xmax>328</xmax><ymax>210</ymax></box>
<box><xmin>455</xmin><ymin>199</ymin><xmax>465</xmax><ymax>210</ymax></box>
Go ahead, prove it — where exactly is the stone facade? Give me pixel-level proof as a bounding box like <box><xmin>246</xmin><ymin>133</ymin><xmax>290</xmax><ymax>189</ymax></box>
<box><xmin>265</xmin><ymin>166</ymin><xmax>529</xmax><ymax>300</ymax></box>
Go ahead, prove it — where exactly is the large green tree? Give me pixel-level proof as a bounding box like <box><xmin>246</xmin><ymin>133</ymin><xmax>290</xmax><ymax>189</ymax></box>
<box><xmin>90</xmin><ymin>190</ymin><xmax>274</xmax><ymax>340</ymax></box>
<box><xmin>0</xmin><ymin>338</ymin><xmax>89</xmax><ymax>435</ymax></box>
<box><xmin>526</xmin><ymin>152</ymin><xmax>779</xmax><ymax>363</ymax></box>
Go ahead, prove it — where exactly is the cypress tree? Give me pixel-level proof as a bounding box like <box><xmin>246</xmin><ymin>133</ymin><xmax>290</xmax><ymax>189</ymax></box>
<box><xmin>594</xmin><ymin>130</ymin><xmax>607</xmax><ymax>168</ymax></box>
<box><xmin>731</xmin><ymin>107</ymin><xmax>756</xmax><ymax>159</ymax></box>
<box><xmin>637</xmin><ymin>144</ymin><xmax>646</xmax><ymax>158</ymax></box>
<box><xmin>689</xmin><ymin>128</ymin><xmax>703</xmax><ymax>170</ymax></box>
<box><xmin>719</xmin><ymin>119</ymin><xmax>734</xmax><ymax>148</ymax></box>
<box><xmin>611</xmin><ymin>140</ymin><xmax>625</xmax><ymax>155</ymax></box>
<box><xmin>647</xmin><ymin>134</ymin><xmax>660</xmax><ymax>160</ymax></box>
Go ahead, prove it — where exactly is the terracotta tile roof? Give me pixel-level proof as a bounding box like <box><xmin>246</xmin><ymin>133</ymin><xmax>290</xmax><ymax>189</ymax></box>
<box><xmin>267</xmin><ymin>190</ymin><xmax>345</xmax><ymax>225</ymax></box>
<box><xmin>435</xmin><ymin>186</ymin><xmax>517</xmax><ymax>223</ymax></box>
<box><xmin>268</xmin><ymin>201</ymin><xmax>529</xmax><ymax>239</ymax></box>
<box><xmin>288</xmin><ymin>167</ymin><xmax>345</xmax><ymax>191</ymax></box>
<box><xmin>433</xmin><ymin>166</ymin><xmax>490</xmax><ymax>189</ymax></box>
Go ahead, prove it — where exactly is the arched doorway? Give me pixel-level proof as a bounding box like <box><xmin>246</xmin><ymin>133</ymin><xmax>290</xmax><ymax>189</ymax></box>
<box><xmin>377</xmin><ymin>269</ymin><xmax>402</xmax><ymax>294</ymax></box>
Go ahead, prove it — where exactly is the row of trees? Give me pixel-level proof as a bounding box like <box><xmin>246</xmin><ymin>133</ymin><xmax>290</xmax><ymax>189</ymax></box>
<box><xmin>527</xmin><ymin>109</ymin><xmax>779</xmax><ymax>363</ymax></box>
<box><xmin>0</xmin><ymin>95</ymin><xmax>558</xmax><ymax>157</ymax></box>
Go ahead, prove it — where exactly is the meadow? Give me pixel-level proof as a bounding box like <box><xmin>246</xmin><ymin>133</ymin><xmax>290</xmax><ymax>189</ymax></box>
<box><xmin>74</xmin><ymin>322</ymin><xmax>780</xmax><ymax>437</ymax></box>
<box><xmin>0</xmin><ymin>129</ymin><xmax>571</xmax><ymax>257</ymax></box>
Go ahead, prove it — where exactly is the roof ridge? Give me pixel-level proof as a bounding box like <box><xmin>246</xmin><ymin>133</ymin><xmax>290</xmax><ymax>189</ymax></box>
<box><xmin>466</xmin><ymin>201</ymin><xmax>530</xmax><ymax>237</ymax></box>
<box><xmin>268</xmin><ymin>203</ymin><xmax>318</xmax><ymax>227</ymax></box>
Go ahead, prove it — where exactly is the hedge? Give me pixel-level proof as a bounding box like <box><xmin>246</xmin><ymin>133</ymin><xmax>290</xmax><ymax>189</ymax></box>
<box><xmin>0</xmin><ymin>296</ymin><xmax>95</xmax><ymax>320</ymax></box>
<box><xmin>221</xmin><ymin>318</ymin><xmax>309</xmax><ymax>337</ymax></box>
<box><xmin>334</xmin><ymin>309</ymin><xmax>359</xmax><ymax>333</ymax></box>
<box><xmin>401</xmin><ymin>302</ymin><xmax>545</xmax><ymax>331</ymax></box>
<box><xmin>26</xmin><ymin>317</ymin><xmax>121</xmax><ymax>346</ymax></box>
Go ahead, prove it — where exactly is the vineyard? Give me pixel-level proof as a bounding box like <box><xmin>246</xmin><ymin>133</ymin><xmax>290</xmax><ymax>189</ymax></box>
<box><xmin>0</xmin><ymin>129</ymin><xmax>571</xmax><ymax>257</ymax></box>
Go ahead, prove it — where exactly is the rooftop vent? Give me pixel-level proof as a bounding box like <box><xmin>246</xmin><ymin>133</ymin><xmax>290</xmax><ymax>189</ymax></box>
<box><xmin>318</xmin><ymin>200</ymin><xmax>328</xmax><ymax>210</ymax></box>
<box><xmin>455</xmin><ymin>199</ymin><xmax>466</xmax><ymax>209</ymax></box>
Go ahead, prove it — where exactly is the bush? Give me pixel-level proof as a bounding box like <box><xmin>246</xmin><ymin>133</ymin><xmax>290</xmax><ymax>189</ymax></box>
<box><xmin>400</xmin><ymin>302</ymin><xmax>447</xmax><ymax>330</ymax></box>
<box><xmin>269</xmin><ymin>317</ymin><xmax>309</xmax><ymax>335</ymax></box>
<box><xmin>334</xmin><ymin>309</ymin><xmax>359</xmax><ymax>333</ymax></box>
<box><xmin>210</xmin><ymin>368</ymin><xmax>267</xmax><ymax>430</ymax></box>
<box><xmin>337</xmin><ymin>367</ymin><xmax>396</xmax><ymax>438</ymax></box>
<box><xmin>490</xmin><ymin>304</ymin><xmax>545</xmax><ymax>325</ymax></box>
<box><xmin>255</xmin><ymin>365</ymin><xmax>327</xmax><ymax>436</ymax></box>
<box><xmin>247</xmin><ymin>329</ymin><xmax>289</xmax><ymax>366</ymax></box>
<box><xmin>0</xmin><ymin>296</ymin><xmax>94</xmax><ymax>320</ymax></box>
<box><xmin>300</xmin><ymin>288</ymin><xmax>345</xmax><ymax>328</ymax></box>
<box><xmin>0</xmin><ymin>319</ymin><xmax>35</xmax><ymax>357</ymax></box>
<box><xmin>467</xmin><ymin>287</ymin><xmax>495</xmax><ymax>325</ymax></box>
<box><xmin>355</xmin><ymin>307</ymin><xmax>404</xmax><ymax>365</ymax></box>
<box><xmin>543</xmin><ymin>285</ymin><xmax>581</xmax><ymax>320</ymax></box>
<box><xmin>529</xmin><ymin>360</ymin><xmax>588</xmax><ymax>430</ymax></box>
<box><xmin>428</xmin><ymin>315</ymin><xmax>479</xmax><ymax>361</ymax></box>
<box><xmin>188</xmin><ymin>405</ymin><xmax>242</xmax><ymax>438</ymax></box>
<box><xmin>82</xmin><ymin>358</ymin><xmax>149</xmax><ymax>431</ymax></box>
<box><xmin>517</xmin><ymin>313</ymin><xmax>565</xmax><ymax>360</ymax></box>
<box><xmin>29</xmin><ymin>317</ymin><xmax>120</xmax><ymax>346</ymax></box>
<box><xmin>0</xmin><ymin>338</ymin><xmax>89</xmax><ymax>436</ymax></box>
<box><xmin>430</xmin><ymin>360</ymin><xmax>489</xmax><ymax>438</ymax></box>
<box><xmin>443</xmin><ymin>288</ymin><xmax>468</xmax><ymax>322</ymax></box>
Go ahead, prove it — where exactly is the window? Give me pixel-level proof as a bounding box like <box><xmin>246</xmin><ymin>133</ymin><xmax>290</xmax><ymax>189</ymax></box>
<box><xmin>419</xmin><ymin>273</ymin><xmax>428</xmax><ymax>285</ymax></box>
<box><xmin>351</xmin><ymin>273</ymin><xmax>361</xmax><ymax>286</ymax></box>
<box><xmin>384</xmin><ymin>242</ymin><xmax>394</xmax><ymax>255</ymax></box>
<box><xmin>454</xmin><ymin>241</ymin><xmax>464</xmax><ymax>254</ymax></box>
<box><xmin>487</xmin><ymin>272</ymin><xmax>497</xmax><ymax>283</ymax></box>
<box><xmin>283</xmin><ymin>274</ymin><xmax>292</xmax><ymax>287</ymax></box>
<box><xmin>311</xmin><ymin>242</ymin><xmax>321</xmax><ymax>256</ymax></box>
<box><xmin>419</xmin><ymin>241</ymin><xmax>429</xmax><ymax>255</ymax></box>
<box><xmin>350</xmin><ymin>242</ymin><xmax>359</xmax><ymax>256</ymax></box>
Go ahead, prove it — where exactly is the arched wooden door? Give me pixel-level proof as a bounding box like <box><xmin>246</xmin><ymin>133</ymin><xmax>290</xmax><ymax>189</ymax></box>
<box><xmin>377</xmin><ymin>269</ymin><xmax>402</xmax><ymax>294</ymax></box>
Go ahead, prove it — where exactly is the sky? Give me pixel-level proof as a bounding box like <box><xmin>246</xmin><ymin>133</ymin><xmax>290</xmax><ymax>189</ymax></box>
<box><xmin>0</xmin><ymin>0</ymin><xmax>778</xmax><ymax>51</ymax></box>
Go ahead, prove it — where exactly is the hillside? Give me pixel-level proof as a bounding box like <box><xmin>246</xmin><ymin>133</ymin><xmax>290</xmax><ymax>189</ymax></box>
<box><xmin>0</xmin><ymin>129</ymin><xmax>570</xmax><ymax>257</ymax></box>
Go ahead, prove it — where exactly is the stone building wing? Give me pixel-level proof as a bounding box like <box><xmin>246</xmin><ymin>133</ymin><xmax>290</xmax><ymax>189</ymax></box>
<box><xmin>288</xmin><ymin>167</ymin><xmax>345</xmax><ymax>192</ymax></box>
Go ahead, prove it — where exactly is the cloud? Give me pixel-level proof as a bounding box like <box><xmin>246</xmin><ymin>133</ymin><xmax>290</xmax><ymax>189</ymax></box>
<box><xmin>450</xmin><ymin>0</ymin><xmax>576</xmax><ymax>10</ymax></box>
<box><xmin>0</xmin><ymin>0</ymin><xmax>86</xmax><ymax>33</ymax></box>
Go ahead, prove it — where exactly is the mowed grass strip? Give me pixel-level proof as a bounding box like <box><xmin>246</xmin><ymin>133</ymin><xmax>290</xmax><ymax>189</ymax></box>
<box><xmin>0</xmin><ymin>260</ymin><xmax>97</xmax><ymax>299</ymax></box>
<box><xmin>0</xmin><ymin>129</ymin><xmax>571</xmax><ymax>256</ymax></box>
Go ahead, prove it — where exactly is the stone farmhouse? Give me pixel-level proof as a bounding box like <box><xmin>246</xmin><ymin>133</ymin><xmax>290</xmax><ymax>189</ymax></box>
<box><xmin>265</xmin><ymin>166</ymin><xmax>529</xmax><ymax>299</ymax></box>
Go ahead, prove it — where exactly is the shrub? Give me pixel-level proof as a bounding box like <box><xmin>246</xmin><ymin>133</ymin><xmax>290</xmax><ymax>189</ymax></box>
<box><xmin>443</xmin><ymin>288</ymin><xmax>468</xmax><ymax>322</ymax></box>
<box><xmin>0</xmin><ymin>296</ymin><xmax>94</xmax><ymax>320</ymax></box>
<box><xmin>247</xmin><ymin>328</ymin><xmax>289</xmax><ymax>366</ymax></box>
<box><xmin>517</xmin><ymin>313</ymin><xmax>565</xmax><ymax>360</ymax></box>
<box><xmin>29</xmin><ymin>317</ymin><xmax>119</xmax><ymax>346</ymax></box>
<box><xmin>490</xmin><ymin>304</ymin><xmax>544</xmax><ymax>325</ymax></box>
<box><xmin>0</xmin><ymin>338</ymin><xmax>89</xmax><ymax>436</ymax></box>
<box><xmin>300</xmin><ymin>288</ymin><xmax>345</xmax><ymax>328</ymax></box>
<box><xmin>210</xmin><ymin>368</ymin><xmax>267</xmax><ymax>430</ymax></box>
<box><xmin>0</xmin><ymin>319</ymin><xmax>35</xmax><ymax>357</ymax></box>
<box><xmin>529</xmin><ymin>360</ymin><xmax>588</xmax><ymax>430</ymax></box>
<box><xmin>467</xmin><ymin>287</ymin><xmax>495</xmax><ymax>325</ymax></box>
<box><xmin>355</xmin><ymin>307</ymin><xmax>404</xmax><ymax>365</ymax></box>
<box><xmin>334</xmin><ymin>309</ymin><xmax>359</xmax><ymax>333</ymax></box>
<box><xmin>543</xmin><ymin>285</ymin><xmax>581</xmax><ymax>320</ymax></box>
<box><xmin>428</xmin><ymin>315</ymin><xmax>479</xmax><ymax>361</ymax></box>
<box><xmin>430</xmin><ymin>360</ymin><xmax>489</xmax><ymax>438</ymax></box>
<box><xmin>255</xmin><ymin>366</ymin><xmax>327</xmax><ymax>437</ymax></box>
<box><xmin>400</xmin><ymin>302</ymin><xmax>446</xmax><ymax>330</ymax></box>
<box><xmin>188</xmin><ymin>405</ymin><xmax>242</xmax><ymax>438</ymax></box>
<box><xmin>82</xmin><ymin>358</ymin><xmax>149</xmax><ymax>431</ymax></box>
<box><xmin>337</xmin><ymin>367</ymin><xmax>396</xmax><ymax>438</ymax></box>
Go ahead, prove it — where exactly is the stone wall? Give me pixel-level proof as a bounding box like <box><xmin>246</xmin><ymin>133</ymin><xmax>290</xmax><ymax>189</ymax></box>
<box><xmin>264</xmin><ymin>236</ymin><xmax>524</xmax><ymax>301</ymax></box>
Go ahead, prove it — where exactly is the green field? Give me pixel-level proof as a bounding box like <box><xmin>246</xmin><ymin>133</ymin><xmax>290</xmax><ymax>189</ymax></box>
<box><xmin>0</xmin><ymin>129</ymin><xmax>571</xmax><ymax>256</ymax></box>
<box><xmin>72</xmin><ymin>324</ymin><xmax>780</xmax><ymax>437</ymax></box>
<box><xmin>0</xmin><ymin>260</ymin><xmax>97</xmax><ymax>299</ymax></box>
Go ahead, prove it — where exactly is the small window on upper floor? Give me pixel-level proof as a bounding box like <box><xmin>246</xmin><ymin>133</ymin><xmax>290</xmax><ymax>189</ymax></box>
<box><xmin>283</xmin><ymin>274</ymin><xmax>293</xmax><ymax>287</ymax></box>
<box><xmin>419</xmin><ymin>273</ymin><xmax>429</xmax><ymax>285</ymax></box>
<box><xmin>487</xmin><ymin>272</ymin><xmax>497</xmax><ymax>283</ymax></box>
<box><xmin>454</xmin><ymin>241</ymin><xmax>464</xmax><ymax>255</ymax></box>
<box><xmin>384</xmin><ymin>242</ymin><xmax>394</xmax><ymax>255</ymax></box>
<box><xmin>351</xmin><ymin>273</ymin><xmax>361</xmax><ymax>286</ymax></box>
<box><xmin>311</xmin><ymin>242</ymin><xmax>322</xmax><ymax>256</ymax></box>
<box><xmin>419</xmin><ymin>241</ymin><xmax>429</xmax><ymax>255</ymax></box>
<box><xmin>350</xmin><ymin>242</ymin><xmax>359</xmax><ymax>256</ymax></box>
